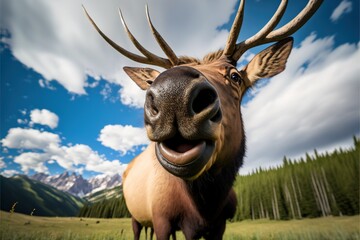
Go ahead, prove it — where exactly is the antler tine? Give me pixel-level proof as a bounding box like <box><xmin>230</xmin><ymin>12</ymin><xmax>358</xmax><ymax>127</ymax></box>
<box><xmin>118</xmin><ymin>8</ymin><xmax>172</xmax><ymax>68</ymax></box>
<box><xmin>223</xmin><ymin>0</ymin><xmax>245</xmax><ymax>57</ymax></box>
<box><xmin>232</xmin><ymin>0</ymin><xmax>288</xmax><ymax>60</ymax></box>
<box><xmin>83</xmin><ymin>5</ymin><xmax>172</xmax><ymax>69</ymax></box>
<box><xmin>83</xmin><ymin>6</ymin><xmax>149</xmax><ymax>65</ymax></box>
<box><xmin>264</xmin><ymin>0</ymin><xmax>323</xmax><ymax>42</ymax></box>
<box><xmin>231</xmin><ymin>0</ymin><xmax>323</xmax><ymax>62</ymax></box>
<box><xmin>145</xmin><ymin>5</ymin><xmax>180</xmax><ymax>66</ymax></box>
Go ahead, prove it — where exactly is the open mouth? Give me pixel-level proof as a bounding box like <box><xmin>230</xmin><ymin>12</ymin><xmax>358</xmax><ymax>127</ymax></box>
<box><xmin>155</xmin><ymin>134</ymin><xmax>214</xmax><ymax>179</ymax></box>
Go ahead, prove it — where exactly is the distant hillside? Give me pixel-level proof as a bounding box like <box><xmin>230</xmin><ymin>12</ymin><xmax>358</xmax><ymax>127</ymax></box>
<box><xmin>0</xmin><ymin>175</ymin><xmax>84</xmax><ymax>216</ymax></box>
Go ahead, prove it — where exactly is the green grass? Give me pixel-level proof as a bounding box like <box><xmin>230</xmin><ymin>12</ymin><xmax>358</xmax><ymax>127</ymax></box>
<box><xmin>1</xmin><ymin>211</ymin><xmax>132</xmax><ymax>240</ymax></box>
<box><xmin>1</xmin><ymin>211</ymin><xmax>359</xmax><ymax>240</ymax></box>
<box><xmin>224</xmin><ymin>217</ymin><xmax>360</xmax><ymax>240</ymax></box>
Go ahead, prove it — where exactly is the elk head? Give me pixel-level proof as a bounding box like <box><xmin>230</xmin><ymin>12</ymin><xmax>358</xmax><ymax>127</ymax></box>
<box><xmin>83</xmin><ymin>0</ymin><xmax>322</xmax><ymax>179</ymax></box>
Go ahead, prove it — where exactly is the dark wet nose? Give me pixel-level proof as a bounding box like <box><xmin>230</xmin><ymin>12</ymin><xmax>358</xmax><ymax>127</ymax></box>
<box><xmin>144</xmin><ymin>66</ymin><xmax>221</xmax><ymax>142</ymax></box>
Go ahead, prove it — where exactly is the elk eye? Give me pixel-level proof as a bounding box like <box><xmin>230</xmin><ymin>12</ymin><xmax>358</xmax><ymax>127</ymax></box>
<box><xmin>230</xmin><ymin>72</ymin><xmax>241</xmax><ymax>83</ymax></box>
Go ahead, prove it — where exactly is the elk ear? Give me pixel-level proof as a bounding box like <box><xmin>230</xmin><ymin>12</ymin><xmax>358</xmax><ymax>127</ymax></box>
<box><xmin>123</xmin><ymin>67</ymin><xmax>160</xmax><ymax>90</ymax></box>
<box><xmin>241</xmin><ymin>37</ymin><xmax>293</xmax><ymax>85</ymax></box>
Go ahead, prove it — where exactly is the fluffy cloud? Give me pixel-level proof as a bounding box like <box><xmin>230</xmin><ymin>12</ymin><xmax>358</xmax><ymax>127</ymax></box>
<box><xmin>30</xmin><ymin>109</ymin><xmax>59</xmax><ymax>129</ymax></box>
<box><xmin>14</xmin><ymin>152</ymin><xmax>50</xmax><ymax>174</ymax></box>
<box><xmin>0</xmin><ymin>157</ymin><xmax>6</xmax><ymax>169</ymax></box>
<box><xmin>98</xmin><ymin>125</ymin><xmax>149</xmax><ymax>155</ymax></box>
<box><xmin>1</xmin><ymin>169</ymin><xmax>20</xmax><ymax>178</ymax></box>
<box><xmin>330</xmin><ymin>0</ymin><xmax>352</xmax><ymax>22</ymax></box>
<box><xmin>1</xmin><ymin>127</ymin><xmax>127</xmax><ymax>175</ymax></box>
<box><xmin>1</xmin><ymin>128</ymin><xmax>61</xmax><ymax>150</ymax></box>
<box><xmin>51</xmin><ymin>144</ymin><xmax>126</xmax><ymax>175</ymax></box>
<box><xmin>1</xmin><ymin>0</ymin><xmax>236</xmax><ymax>107</ymax></box>
<box><xmin>85</xmin><ymin>158</ymin><xmax>127</xmax><ymax>176</ymax></box>
<box><xmin>17</xmin><ymin>119</ymin><xmax>28</xmax><ymax>125</ymax></box>
<box><xmin>100</xmin><ymin>83</ymin><xmax>118</xmax><ymax>103</ymax></box>
<box><xmin>241</xmin><ymin>34</ymin><xmax>360</xmax><ymax>174</ymax></box>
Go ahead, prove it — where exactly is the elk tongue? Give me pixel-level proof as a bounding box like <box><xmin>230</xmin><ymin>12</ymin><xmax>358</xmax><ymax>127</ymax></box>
<box><xmin>163</xmin><ymin>134</ymin><xmax>201</xmax><ymax>154</ymax></box>
<box><xmin>175</xmin><ymin>143</ymin><xmax>194</xmax><ymax>153</ymax></box>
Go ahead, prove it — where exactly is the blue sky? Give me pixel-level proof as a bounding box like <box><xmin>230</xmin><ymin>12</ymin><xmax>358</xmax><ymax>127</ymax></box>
<box><xmin>1</xmin><ymin>0</ymin><xmax>359</xmax><ymax>179</ymax></box>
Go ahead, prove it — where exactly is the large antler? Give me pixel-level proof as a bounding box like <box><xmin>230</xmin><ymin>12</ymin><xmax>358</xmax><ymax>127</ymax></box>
<box><xmin>82</xmin><ymin>5</ymin><xmax>178</xmax><ymax>69</ymax></box>
<box><xmin>223</xmin><ymin>0</ymin><xmax>323</xmax><ymax>62</ymax></box>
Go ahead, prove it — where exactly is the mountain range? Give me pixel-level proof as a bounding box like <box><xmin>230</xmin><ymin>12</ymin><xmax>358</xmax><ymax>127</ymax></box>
<box><xmin>30</xmin><ymin>172</ymin><xmax>122</xmax><ymax>197</ymax></box>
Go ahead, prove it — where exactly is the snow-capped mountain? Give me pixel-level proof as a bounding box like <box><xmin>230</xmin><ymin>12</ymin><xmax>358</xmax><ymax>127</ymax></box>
<box><xmin>88</xmin><ymin>173</ymin><xmax>122</xmax><ymax>193</ymax></box>
<box><xmin>30</xmin><ymin>172</ymin><xmax>122</xmax><ymax>197</ymax></box>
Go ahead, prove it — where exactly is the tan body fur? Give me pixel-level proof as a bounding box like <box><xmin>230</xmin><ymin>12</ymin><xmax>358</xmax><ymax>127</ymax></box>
<box><xmin>123</xmin><ymin>143</ymin><xmax>203</xmax><ymax>228</ymax></box>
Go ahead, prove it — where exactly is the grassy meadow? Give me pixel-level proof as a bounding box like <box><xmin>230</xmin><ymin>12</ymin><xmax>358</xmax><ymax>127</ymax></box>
<box><xmin>1</xmin><ymin>211</ymin><xmax>359</xmax><ymax>240</ymax></box>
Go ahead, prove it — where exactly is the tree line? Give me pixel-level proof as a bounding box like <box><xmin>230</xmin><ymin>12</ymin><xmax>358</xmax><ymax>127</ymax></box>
<box><xmin>78</xmin><ymin>137</ymin><xmax>359</xmax><ymax>220</ymax></box>
<box><xmin>78</xmin><ymin>193</ymin><xmax>130</xmax><ymax>218</ymax></box>
<box><xmin>233</xmin><ymin>137</ymin><xmax>359</xmax><ymax>221</ymax></box>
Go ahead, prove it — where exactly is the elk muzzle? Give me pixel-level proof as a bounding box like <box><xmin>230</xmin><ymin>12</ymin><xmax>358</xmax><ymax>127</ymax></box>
<box><xmin>144</xmin><ymin>66</ymin><xmax>222</xmax><ymax>179</ymax></box>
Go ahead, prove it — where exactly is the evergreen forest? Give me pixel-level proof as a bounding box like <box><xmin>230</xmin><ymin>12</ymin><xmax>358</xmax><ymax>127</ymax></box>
<box><xmin>233</xmin><ymin>137</ymin><xmax>359</xmax><ymax>221</ymax></box>
<box><xmin>78</xmin><ymin>187</ymin><xmax>130</xmax><ymax>218</ymax></box>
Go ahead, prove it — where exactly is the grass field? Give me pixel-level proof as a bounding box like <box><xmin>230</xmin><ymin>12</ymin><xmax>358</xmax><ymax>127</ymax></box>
<box><xmin>1</xmin><ymin>211</ymin><xmax>359</xmax><ymax>240</ymax></box>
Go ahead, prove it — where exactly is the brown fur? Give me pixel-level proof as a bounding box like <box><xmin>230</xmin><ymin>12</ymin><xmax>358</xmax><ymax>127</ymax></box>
<box><xmin>177</xmin><ymin>50</ymin><xmax>224</xmax><ymax>66</ymax></box>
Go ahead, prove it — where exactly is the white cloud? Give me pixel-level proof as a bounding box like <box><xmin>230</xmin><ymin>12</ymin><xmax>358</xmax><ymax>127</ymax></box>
<box><xmin>39</xmin><ymin>79</ymin><xmax>45</xmax><ymax>88</ymax></box>
<box><xmin>30</xmin><ymin>109</ymin><xmax>59</xmax><ymax>129</ymax></box>
<box><xmin>119</xmin><ymin>79</ymin><xmax>146</xmax><ymax>108</ymax></box>
<box><xmin>19</xmin><ymin>109</ymin><xmax>27</xmax><ymax>115</ymax></box>
<box><xmin>331</xmin><ymin>0</ymin><xmax>352</xmax><ymax>22</ymax></box>
<box><xmin>14</xmin><ymin>152</ymin><xmax>50</xmax><ymax>174</ymax></box>
<box><xmin>1</xmin><ymin>127</ymin><xmax>127</xmax><ymax>175</ymax></box>
<box><xmin>241</xmin><ymin>34</ymin><xmax>360</xmax><ymax>174</ymax></box>
<box><xmin>85</xmin><ymin>158</ymin><xmax>127</xmax><ymax>176</ymax></box>
<box><xmin>239</xmin><ymin>51</ymin><xmax>255</xmax><ymax>65</ymax></box>
<box><xmin>0</xmin><ymin>157</ymin><xmax>6</xmax><ymax>169</ymax></box>
<box><xmin>17</xmin><ymin>119</ymin><xmax>28</xmax><ymax>125</ymax></box>
<box><xmin>1</xmin><ymin>169</ymin><xmax>20</xmax><ymax>178</ymax></box>
<box><xmin>100</xmin><ymin>83</ymin><xmax>118</xmax><ymax>103</ymax></box>
<box><xmin>39</xmin><ymin>79</ymin><xmax>56</xmax><ymax>90</ymax></box>
<box><xmin>98</xmin><ymin>124</ymin><xmax>149</xmax><ymax>155</ymax></box>
<box><xmin>1</xmin><ymin>0</ymin><xmax>236</xmax><ymax>107</ymax></box>
<box><xmin>51</xmin><ymin>144</ymin><xmax>127</xmax><ymax>175</ymax></box>
<box><xmin>1</xmin><ymin>128</ymin><xmax>61</xmax><ymax>150</ymax></box>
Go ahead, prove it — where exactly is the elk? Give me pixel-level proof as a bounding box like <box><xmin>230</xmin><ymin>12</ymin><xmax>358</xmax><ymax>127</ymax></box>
<box><xmin>83</xmin><ymin>0</ymin><xmax>322</xmax><ymax>239</ymax></box>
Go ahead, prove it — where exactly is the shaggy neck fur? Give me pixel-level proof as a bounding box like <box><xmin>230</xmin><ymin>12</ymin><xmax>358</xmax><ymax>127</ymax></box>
<box><xmin>185</xmin><ymin>136</ymin><xmax>245</xmax><ymax>222</ymax></box>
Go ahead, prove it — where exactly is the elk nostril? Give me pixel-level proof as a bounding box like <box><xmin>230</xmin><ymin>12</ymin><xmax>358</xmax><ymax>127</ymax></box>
<box><xmin>146</xmin><ymin>91</ymin><xmax>159</xmax><ymax>116</ymax></box>
<box><xmin>150</xmin><ymin>106</ymin><xmax>158</xmax><ymax>116</ymax></box>
<box><xmin>192</xmin><ymin>88</ymin><xmax>217</xmax><ymax>114</ymax></box>
<box><xmin>210</xmin><ymin>109</ymin><xmax>222</xmax><ymax>123</ymax></box>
